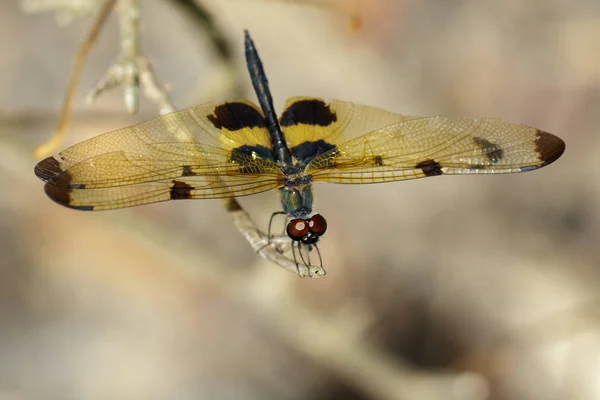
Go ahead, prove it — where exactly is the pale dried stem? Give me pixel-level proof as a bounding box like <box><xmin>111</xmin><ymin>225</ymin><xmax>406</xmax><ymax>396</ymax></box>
<box><xmin>86</xmin><ymin>0</ymin><xmax>173</xmax><ymax>114</ymax></box>
<box><xmin>138</xmin><ymin>57</ymin><xmax>176</xmax><ymax>115</ymax></box>
<box><xmin>33</xmin><ymin>0</ymin><xmax>117</xmax><ymax>159</ymax></box>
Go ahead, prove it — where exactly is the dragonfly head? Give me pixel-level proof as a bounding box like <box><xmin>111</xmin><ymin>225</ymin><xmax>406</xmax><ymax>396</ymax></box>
<box><xmin>286</xmin><ymin>214</ymin><xmax>327</xmax><ymax>244</ymax></box>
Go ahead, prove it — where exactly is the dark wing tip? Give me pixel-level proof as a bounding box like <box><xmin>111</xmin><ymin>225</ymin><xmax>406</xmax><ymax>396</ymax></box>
<box><xmin>34</xmin><ymin>156</ymin><xmax>62</xmax><ymax>182</ymax></box>
<box><xmin>43</xmin><ymin>183</ymin><xmax>94</xmax><ymax>211</ymax></box>
<box><xmin>37</xmin><ymin>160</ymin><xmax>94</xmax><ymax>211</ymax></box>
<box><xmin>535</xmin><ymin>130</ymin><xmax>566</xmax><ymax>167</ymax></box>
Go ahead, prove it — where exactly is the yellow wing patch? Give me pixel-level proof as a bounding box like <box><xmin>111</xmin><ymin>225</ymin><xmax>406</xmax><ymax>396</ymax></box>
<box><xmin>280</xmin><ymin>97</ymin><xmax>415</xmax><ymax>149</ymax></box>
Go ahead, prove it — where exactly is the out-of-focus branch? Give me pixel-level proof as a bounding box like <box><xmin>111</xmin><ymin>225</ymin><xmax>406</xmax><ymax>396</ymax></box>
<box><xmin>169</xmin><ymin>0</ymin><xmax>242</xmax><ymax>101</ymax></box>
<box><xmin>170</xmin><ymin>0</ymin><xmax>233</xmax><ymax>61</ymax></box>
<box><xmin>33</xmin><ymin>0</ymin><xmax>117</xmax><ymax>159</ymax></box>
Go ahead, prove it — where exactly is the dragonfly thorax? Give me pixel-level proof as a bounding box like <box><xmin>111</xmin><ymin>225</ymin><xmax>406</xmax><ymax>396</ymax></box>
<box><xmin>279</xmin><ymin>184</ymin><xmax>314</xmax><ymax>218</ymax></box>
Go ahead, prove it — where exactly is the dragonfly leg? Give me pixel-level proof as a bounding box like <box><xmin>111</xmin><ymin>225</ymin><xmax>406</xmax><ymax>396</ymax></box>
<box><xmin>291</xmin><ymin>241</ymin><xmax>301</xmax><ymax>276</ymax></box>
<box><xmin>257</xmin><ymin>211</ymin><xmax>287</xmax><ymax>254</ymax></box>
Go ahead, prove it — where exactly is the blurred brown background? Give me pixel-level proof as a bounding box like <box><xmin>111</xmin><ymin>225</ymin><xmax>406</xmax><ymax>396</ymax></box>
<box><xmin>1</xmin><ymin>0</ymin><xmax>599</xmax><ymax>399</ymax></box>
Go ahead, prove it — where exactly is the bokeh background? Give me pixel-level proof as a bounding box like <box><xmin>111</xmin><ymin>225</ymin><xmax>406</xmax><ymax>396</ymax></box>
<box><xmin>1</xmin><ymin>0</ymin><xmax>599</xmax><ymax>399</ymax></box>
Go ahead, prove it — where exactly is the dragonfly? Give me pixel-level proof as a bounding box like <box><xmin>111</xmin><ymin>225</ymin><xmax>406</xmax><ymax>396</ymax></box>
<box><xmin>34</xmin><ymin>30</ymin><xmax>566</xmax><ymax>275</ymax></box>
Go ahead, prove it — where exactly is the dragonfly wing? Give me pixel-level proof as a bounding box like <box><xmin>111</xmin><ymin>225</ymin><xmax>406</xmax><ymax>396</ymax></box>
<box><xmin>306</xmin><ymin>116</ymin><xmax>565</xmax><ymax>183</ymax></box>
<box><xmin>35</xmin><ymin>100</ymin><xmax>284</xmax><ymax>210</ymax></box>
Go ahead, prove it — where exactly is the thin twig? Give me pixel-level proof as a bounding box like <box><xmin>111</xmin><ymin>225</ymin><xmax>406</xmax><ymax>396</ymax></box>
<box><xmin>33</xmin><ymin>0</ymin><xmax>117</xmax><ymax>159</ymax></box>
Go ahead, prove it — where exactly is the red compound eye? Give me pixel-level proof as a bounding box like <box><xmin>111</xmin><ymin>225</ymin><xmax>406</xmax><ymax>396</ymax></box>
<box><xmin>308</xmin><ymin>214</ymin><xmax>327</xmax><ymax>236</ymax></box>
<box><xmin>287</xmin><ymin>218</ymin><xmax>309</xmax><ymax>240</ymax></box>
